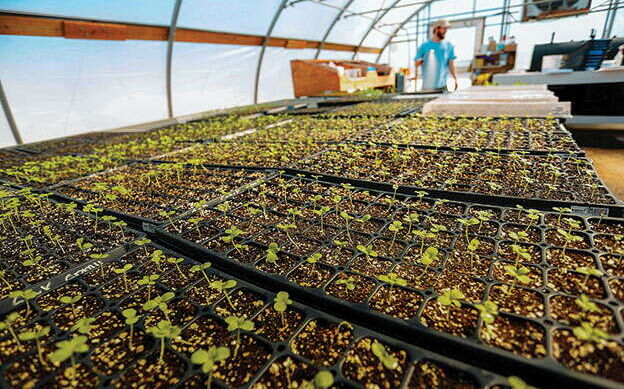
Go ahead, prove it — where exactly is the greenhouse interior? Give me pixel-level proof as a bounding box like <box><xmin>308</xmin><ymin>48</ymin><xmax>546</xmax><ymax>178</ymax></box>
<box><xmin>1</xmin><ymin>1</ymin><xmax>624</xmax><ymax>388</ymax></box>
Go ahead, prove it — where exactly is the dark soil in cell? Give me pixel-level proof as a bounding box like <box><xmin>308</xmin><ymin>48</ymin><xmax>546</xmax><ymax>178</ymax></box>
<box><xmin>549</xmin><ymin>295</ymin><xmax>618</xmax><ymax>334</ymax></box>
<box><xmin>369</xmin><ymin>285</ymin><xmax>423</xmax><ymax>319</ymax></box>
<box><xmin>547</xmin><ymin>269</ymin><xmax>607</xmax><ymax>299</ymax></box>
<box><xmin>408</xmin><ymin>360</ymin><xmax>479</xmax><ymax>389</ymax></box>
<box><xmin>290</xmin><ymin>319</ymin><xmax>353</xmax><ymax>366</ymax></box>
<box><xmin>488</xmin><ymin>285</ymin><xmax>545</xmax><ymax>318</ymax></box>
<box><xmin>480</xmin><ymin>315</ymin><xmax>547</xmax><ymax>358</ymax></box>
<box><xmin>326</xmin><ymin>273</ymin><xmax>376</xmax><ymax>304</ymax></box>
<box><xmin>552</xmin><ymin>329</ymin><xmax>624</xmax><ymax>383</ymax></box>
<box><xmin>341</xmin><ymin>337</ymin><xmax>408</xmax><ymax>389</ymax></box>
<box><xmin>419</xmin><ymin>300</ymin><xmax>478</xmax><ymax>337</ymax></box>
<box><xmin>254</xmin><ymin>306</ymin><xmax>304</xmax><ymax>342</ymax></box>
<box><xmin>287</xmin><ymin>262</ymin><xmax>333</xmax><ymax>288</ymax></box>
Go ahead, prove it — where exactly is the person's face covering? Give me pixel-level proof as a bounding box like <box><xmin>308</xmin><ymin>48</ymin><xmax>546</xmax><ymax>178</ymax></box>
<box><xmin>434</xmin><ymin>26</ymin><xmax>448</xmax><ymax>40</ymax></box>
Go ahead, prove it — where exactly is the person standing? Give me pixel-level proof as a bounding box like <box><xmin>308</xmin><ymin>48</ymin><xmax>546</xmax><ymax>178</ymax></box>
<box><xmin>413</xmin><ymin>19</ymin><xmax>458</xmax><ymax>91</ymax></box>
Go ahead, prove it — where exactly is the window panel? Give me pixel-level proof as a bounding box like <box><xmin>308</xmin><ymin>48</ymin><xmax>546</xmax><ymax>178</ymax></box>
<box><xmin>0</xmin><ymin>37</ymin><xmax>168</xmax><ymax>143</ymax></box>
<box><xmin>258</xmin><ymin>48</ymin><xmax>317</xmax><ymax>102</ymax></box>
<box><xmin>272</xmin><ymin>0</ymin><xmax>348</xmax><ymax>41</ymax></box>
<box><xmin>172</xmin><ymin>43</ymin><xmax>258</xmax><ymax>116</ymax></box>
<box><xmin>1</xmin><ymin>0</ymin><xmax>174</xmax><ymax>25</ymax></box>
<box><xmin>178</xmin><ymin>0</ymin><xmax>281</xmax><ymax>36</ymax></box>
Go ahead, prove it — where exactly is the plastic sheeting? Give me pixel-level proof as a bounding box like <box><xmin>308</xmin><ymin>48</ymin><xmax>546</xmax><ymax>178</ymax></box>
<box><xmin>0</xmin><ymin>37</ymin><xmax>168</xmax><ymax>144</ymax></box>
<box><xmin>172</xmin><ymin>43</ymin><xmax>258</xmax><ymax>116</ymax></box>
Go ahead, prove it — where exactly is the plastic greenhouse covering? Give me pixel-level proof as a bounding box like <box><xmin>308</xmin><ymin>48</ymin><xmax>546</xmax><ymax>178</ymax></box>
<box><xmin>0</xmin><ymin>0</ymin><xmax>622</xmax><ymax>145</ymax></box>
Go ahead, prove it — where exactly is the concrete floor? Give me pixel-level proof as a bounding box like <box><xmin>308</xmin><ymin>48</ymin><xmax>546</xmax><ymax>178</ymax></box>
<box><xmin>585</xmin><ymin>147</ymin><xmax>624</xmax><ymax>201</ymax></box>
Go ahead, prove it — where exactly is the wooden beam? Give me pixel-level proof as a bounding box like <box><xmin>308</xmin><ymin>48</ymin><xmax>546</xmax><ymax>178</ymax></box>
<box><xmin>0</xmin><ymin>14</ymin><xmax>382</xmax><ymax>54</ymax></box>
<box><xmin>63</xmin><ymin>21</ymin><xmax>127</xmax><ymax>40</ymax></box>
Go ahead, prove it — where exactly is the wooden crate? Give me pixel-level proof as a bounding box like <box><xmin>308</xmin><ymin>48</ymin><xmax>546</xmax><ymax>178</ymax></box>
<box><xmin>291</xmin><ymin>59</ymin><xmax>395</xmax><ymax>97</ymax></box>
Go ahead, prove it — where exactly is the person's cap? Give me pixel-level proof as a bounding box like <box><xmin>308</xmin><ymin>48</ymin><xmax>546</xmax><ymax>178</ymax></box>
<box><xmin>432</xmin><ymin>19</ymin><xmax>451</xmax><ymax>30</ymax></box>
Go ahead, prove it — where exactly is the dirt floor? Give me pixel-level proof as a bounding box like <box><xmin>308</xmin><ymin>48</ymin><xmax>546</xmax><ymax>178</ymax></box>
<box><xmin>585</xmin><ymin>147</ymin><xmax>624</xmax><ymax>201</ymax></box>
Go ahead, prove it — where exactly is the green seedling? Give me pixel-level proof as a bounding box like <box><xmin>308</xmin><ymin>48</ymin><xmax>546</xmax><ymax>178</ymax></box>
<box><xmin>265</xmin><ymin>243</ymin><xmax>281</xmax><ymax>265</ymax></box>
<box><xmin>412</xmin><ymin>229</ymin><xmax>436</xmax><ymax>256</ymax></box>
<box><xmin>82</xmin><ymin>204</ymin><xmax>103</xmax><ymax>233</ymax></box>
<box><xmin>190</xmin><ymin>262</ymin><xmax>212</xmax><ymax>284</ymax></box>
<box><xmin>122</xmin><ymin>309</ymin><xmax>141</xmax><ymax>350</ymax></box>
<box><xmin>276</xmin><ymin>223</ymin><xmax>297</xmax><ymax>246</ymax></box>
<box><xmin>524</xmin><ymin>209</ymin><xmax>541</xmax><ymax>231</ymax></box>
<box><xmin>336</xmin><ymin>276</ymin><xmax>357</xmax><ymax>291</ymax></box>
<box><xmin>312</xmin><ymin>206</ymin><xmax>331</xmax><ymax>233</ymax></box>
<box><xmin>552</xmin><ymin>207</ymin><xmax>571</xmax><ymax>226</ymax></box>
<box><xmin>75</xmin><ymin>237</ymin><xmax>93</xmax><ymax>252</ymax></box>
<box><xmin>221</xmin><ymin>226</ymin><xmax>246</xmax><ymax>254</ymax></box>
<box><xmin>437</xmin><ymin>288</ymin><xmax>464</xmax><ymax>322</ymax></box>
<box><xmin>286</xmin><ymin>208</ymin><xmax>303</xmax><ymax>224</ymax></box>
<box><xmin>22</xmin><ymin>254</ymin><xmax>46</xmax><ymax>273</ymax></box>
<box><xmin>137</xmin><ymin>274</ymin><xmax>160</xmax><ymax>300</ymax></box>
<box><xmin>576</xmin><ymin>266</ymin><xmax>604</xmax><ymax>287</ymax></box>
<box><xmin>508</xmin><ymin>231</ymin><xmax>529</xmax><ymax>243</ymax></box>
<box><xmin>89</xmin><ymin>253</ymin><xmax>109</xmax><ymax>277</ymax></box>
<box><xmin>113</xmin><ymin>221</ymin><xmax>128</xmax><ymax>238</ymax></box>
<box><xmin>301</xmin><ymin>370</ymin><xmax>334</xmax><ymax>389</ymax></box>
<box><xmin>575</xmin><ymin>294</ymin><xmax>601</xmax><ymax>317</ymax></box>
<box><xmin>191</xmin><ymin>346</ymin><xmax>231</xmax><ymax>389</ymax></box>
<box><xmin>70</xmin><ymin>317</ymin><xmax>96</xmax><ymax>335</ymax></box>
<box><xmin>573</xmin><ymin>321</ymin><xmax>610</xmax><ymax>343</ymax></box>
<box><xmin>113</xmin><ymin>264</ymin><xmax>133</xmax><ymax>292</ymax></box>
<box><xmin>475</xmin><ymin>300</ymin><xmax>498</xmax><ymax>337</ymax></box>
<box><xmin>159</xmin><ymin>210</ymin><xmax>181</xmax><ymax>233</ymax></box>
<box><xmin>557</xmin><ymin>228</ymin><xmax>583</xmax><ymax>259</ymax></box>
<box><xmin>143</xmin><ymin>292</ymin><xmax>175</xmax><ymax>322</ymax></box>
<box><xmin>510</xmin><ymin>244</ymin><xmax>531</xmax><ymax>267</ymax></box>
<box><xmin>339</xmin><ymin>211</ymin><xmax>355</xmax><ymax>243</ymax></box>
<box><xmin>273</xmin><ymin>291</ymin><xmax>292</xmax><ymax>325</ymax></box>
<box><xmin>215</xmin><ymin>201</ymin><xmax>231</xmax><ymax>217</ymax></box>
<box><xmin>146</xmin><ymin>320</ymin><xmax>182</xmax><ymax>364</ymax></box>
<box><xmin>49</xmin><ymin>335</ymin><xmax>88</xmax><ymax>367</ymax></box>
<box><xmin>18</xmin><ymin>325</ymin><xmax>50</xmax><ymax>365</ymax></box>
<box><xmin>9</xmin><ymin>289</ymin><xmax>38</xmax><ymax>317</ymax></box>
<box><xmin>166</xmin><ymin>257</ymin><xmax>187</xmax><ymax>279</ymax></box>
<box><xmin>505</xmin><ymin>265</ymin><xmax>531</xmax><ymax>295</ymax></box>
<box><xmin>458</xmin><ymin>218</ymin><xmax>480</xmax><ymax>243</ymax></box>
<box><xmin>209</xmin><ymin>279</ymin><xmax>237</xmax><ymax>310</ymax></box>
<box><xmin>371</xmin><ymin>340</ymin><xmax>398</xmax><ymax>370</ymax></box>
<box><xmin>417</xmin><ymin>246</ymin><xmax>439</xmax><ymax>277</ymax></box>
<box><xmin>225</xmin><ymin>316</ymin><xmax>254</xmax><ymax>358</ymax></box>
<box><xmin>388</xmin><ymin>220</ymin><xmax>403</xmax><ymax>249</ymax></box>
<box><xmin>357</xmin><ymin>244</ymin><xmax>378</xmax><ymax>266</ymax></box>
<box><xmin>150</xmin><ymin>249</ymin><xmax>165</xmax><ymax>272</ymax></box>
<box><xmin>402</xmin><ymin>212</ymin><xmax>420</xmax><ymax>234</ymax></box>
<box><xmin>377</xmin><ymin>273</ymin><xmax>407</xmax><ymax>293</ymax></box>
<box><xmin>0</xmin><ymin>312</ymin><xmax>22</xmax><ymax>345</ymax></box>
<box><xmin>133</xmin><ymin>238</ymin><xmax>152</xmax><ymax>257</ymax></box>
<box><xmin>467</xmin><ymin>238</ymin><xmax>480</xmax><ymax>267</ymax></box>
<box><xmin>508</xmin><ymin>376</ymin><xmax>535</xmax><ymax>389</ymax></box>
<box><xmin>59</xmin><ymin>295</ymin><xmax>82</xmax><ymax>318</ymax></box>
<box><xmin>306</xmin><ymin>253</ymin><xmax>322</xmax><ymax>274</ymax></box>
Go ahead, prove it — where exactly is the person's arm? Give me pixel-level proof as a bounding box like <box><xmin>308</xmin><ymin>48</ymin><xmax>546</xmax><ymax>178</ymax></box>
<box><xmin>447</xmin><ymin>43</ymin><xmax>458</xmax><ymax>90</ymax></box>
<box><xmin>412</xmin><ymin>59</ymin><xmax>424</xmax><ymax>81</ymax></box>
<box><xmin>448</xmin><ymin>59</ymin><xmax>458</xmax><ymax>90</ymax></box>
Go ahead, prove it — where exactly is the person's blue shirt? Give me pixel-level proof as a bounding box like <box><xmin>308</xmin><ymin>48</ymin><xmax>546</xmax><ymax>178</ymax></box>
<box><xmin>414</xmin><ymin>40</ymin><xmax>456</xmax><ymax>90</ymax></box>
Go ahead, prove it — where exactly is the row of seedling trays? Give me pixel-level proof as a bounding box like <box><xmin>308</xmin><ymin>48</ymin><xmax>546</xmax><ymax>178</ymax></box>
<box><xmin>149</xmin><ymin>170</ymin><xmax>624</xmax><ymax>388</ymax></box>
<box><xmin>0</xmin><ymin>193</ymin><xmax>509</xmax><ymax>388</ymax></box>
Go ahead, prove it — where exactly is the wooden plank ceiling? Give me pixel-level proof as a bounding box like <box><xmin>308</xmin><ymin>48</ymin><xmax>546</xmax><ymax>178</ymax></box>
<box><xmin>0</xmin><ymin>14</ymin><xmax>382</xmax><ymax>54</ymax></box>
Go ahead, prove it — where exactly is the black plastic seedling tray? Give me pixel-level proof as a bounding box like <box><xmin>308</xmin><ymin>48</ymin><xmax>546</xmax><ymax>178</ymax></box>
<box><xmin>0</xmin><ymin>195</ymin><xmax>144</xmax><ymax>315</ymax></box>
<box><xmin>284</xmin><ymin>167</ymin><xmax>624</xmax><ymax>218</ymax></box>
<box><xmin>0</xmin><ymin>242</ymin><xmax>509</xmax><ymax>388</ymax></box>
<box><xmin>150</xmin><ymin>172</ymin><xmax>624</xmax><ymax>388</ymax></box>
<box><xmin>292</xmin><ymin>143</ymin><xmax>621</xmax><ymax>209</ymax></box>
